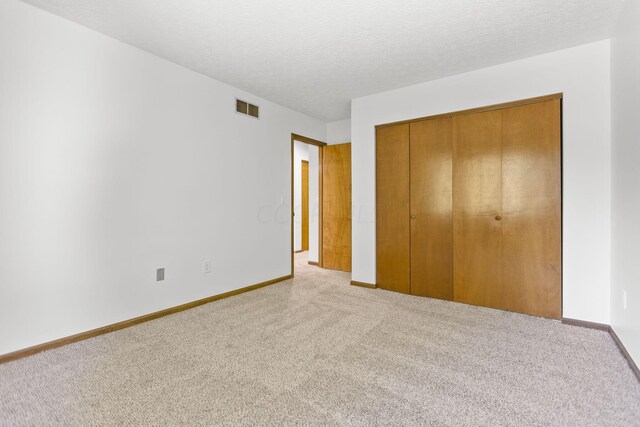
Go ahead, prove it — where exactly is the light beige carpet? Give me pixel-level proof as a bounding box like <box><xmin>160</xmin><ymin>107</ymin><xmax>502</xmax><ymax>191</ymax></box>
<box><xmin>1</xmin><ymin>252</ymin><xmax>639</xmax><ymax>426</ymax></box>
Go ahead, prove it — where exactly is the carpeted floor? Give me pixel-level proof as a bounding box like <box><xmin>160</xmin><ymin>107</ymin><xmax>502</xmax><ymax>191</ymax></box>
<box><xmin>1</xmin><ymin>252</ymin><xmax>639</xmax><ymax>426</ymax></box>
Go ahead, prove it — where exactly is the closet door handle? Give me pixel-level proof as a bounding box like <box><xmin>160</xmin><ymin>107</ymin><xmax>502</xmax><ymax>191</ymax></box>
<box><xmin>495</xmin><ymin>215</ymin><xmax>502</xmax><ymax>221</ymax></box>
<box><xmin>410</xmin><ymin>215</ymin><xmax>416</xmax><ymax>219</ymax></box>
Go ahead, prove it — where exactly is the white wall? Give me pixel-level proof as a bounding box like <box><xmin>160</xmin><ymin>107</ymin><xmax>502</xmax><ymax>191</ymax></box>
<box><xmin>327</xmin><ymin>119</ymin><xmax>351</xmax><ymax>145</ymax></box>
<box><xmin>308</xmin><ymin>145</ymin><xmax>320</xmax><ymax>263</ymax></box>
<box><xmin>611</xmin><ymin>0</ymin><xmax>640</xmax><ymax>364</ymax></box>
<box><xmin>293</xmin><ymin>141</ymin><xmax>309</xmax><ymax>252</ymax></box>
<box><xmin>352</xmin><ymin>41</ymin><xmax>611</xmax><ymax>324</ymax></box>
<box><xmin>0</xmin><ymin>0</ymin><xmax>325</xmax><ymax>355</ymax></box>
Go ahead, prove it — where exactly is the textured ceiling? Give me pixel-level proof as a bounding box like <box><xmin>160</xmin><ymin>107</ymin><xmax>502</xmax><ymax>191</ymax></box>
<box><xmin>20</xmin><ymin>0</ymin><xmax>624</xmax><ymax>121</ymax></box>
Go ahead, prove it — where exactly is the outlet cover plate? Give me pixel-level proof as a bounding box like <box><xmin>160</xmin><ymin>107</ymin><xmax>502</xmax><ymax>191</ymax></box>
<box><xmin>202</xmin><ymin>259</ymin><xmax>212</xmax><ymax>274</ymax></box>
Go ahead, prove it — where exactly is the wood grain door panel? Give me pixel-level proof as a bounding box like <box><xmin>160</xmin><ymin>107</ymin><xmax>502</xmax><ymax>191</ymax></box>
<box><xmin>453</xmin><ymin>110</ymin><xmax>505</xmax><ymax>310</ymax></box>
<box><xmin>376</xmin><ymin>124</ymin><xmax>411</xmax><ymax>293</ymax></box>
<box><xmin>301</xmin><ymin>160</ymin><xmax>309</xmax><ymax>251</ymax></box>
<box><xmin>501</xmin><ymin>100</ymin><xmax>561</xmax><ymax>318</ymax></box>
<box><xmin>322</xmin><ymin>143</ymin><xmax>352</xmax><ymax>272</ymax></box>
<box><xmin>410</xmin><ymin>118</ymin><xmax>453</xmax><ymax>300</ymax></box>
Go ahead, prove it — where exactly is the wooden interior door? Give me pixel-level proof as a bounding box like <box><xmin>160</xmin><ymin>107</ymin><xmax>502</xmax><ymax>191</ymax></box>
<box><xmin>410</xmin><ymin>118</ymin><xmax>453</xmax><ymax>299</ymax></box>
<box><xmin>301</xmin><ymin>160</ymin><xmax>309</xmax><ymax>251</ymax></box>
<box><xmin>376</xmin><ymin>124</ymin><xmax>410</xmax><ymax>293</ymax></box>
<box><xmin>322</xmin><ymin>143</ymin><xmax>351</xmax><ymax>271</ymax></box>
<box><xmin>501</xmin><ymin>100</ymin><xmax>561</xmax><ymax>318</ymax></box>
<box><xmin>452</xmin><ymin>110</ymin><xmax>506</xmax><ymax>310</ymax></box>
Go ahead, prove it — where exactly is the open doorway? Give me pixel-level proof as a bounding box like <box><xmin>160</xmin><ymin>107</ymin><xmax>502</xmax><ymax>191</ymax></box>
<box><xmin>291</xmin><ymin>134</ymin><xmax>326</xmax><ymax>276</ymax></box>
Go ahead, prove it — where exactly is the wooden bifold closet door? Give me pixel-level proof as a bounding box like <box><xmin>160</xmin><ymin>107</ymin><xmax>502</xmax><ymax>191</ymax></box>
<box><xmin>376</xmin><ymin>119</ymin><xmax>453</xmax><ymax>298</ymax></box>
<box><xmin>376</xmin><ymin>124</ymin><xmax>411</xmax><ymax>293</ymax></box>
<box><xmin>499</xmin><ymin>100</ymin><xmax>561</xmax><ymax>318</ymax></box>
<box><xmin>452</xmin><ymin>110</ymin><xmax>505</xmax><ymax>309</ymax></box>
<box><xmin>453</xmin><ymin>100</ymin><xmax>561</xmax><ymax>318</ymax></box>
<box><xmin>376</xmin><ymin>97</ymin><xmax>561</xmax><ymax>319</ymax></box>
<box><xmin>410</xmin><ymin>118</ymin><xmax>453</xmax><ymax>299</ymax></box>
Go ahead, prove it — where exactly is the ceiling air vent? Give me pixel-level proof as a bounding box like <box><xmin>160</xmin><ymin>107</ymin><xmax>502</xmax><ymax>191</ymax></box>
<box><xmin>236</xmin><ymin>98</ymin><xmax>259</xmax><ymax>119</ymax></box>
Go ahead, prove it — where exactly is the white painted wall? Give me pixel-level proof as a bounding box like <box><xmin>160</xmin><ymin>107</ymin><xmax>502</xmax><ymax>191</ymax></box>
<box><xmin>327</xmin><ymin>119</ymin><xmax>351</xmax><ymax>145</ymax></box>
<box><xmin>308</xmin><ymin>145</ymin><xmax>320</xmax><ymax>263</ymax></box>
<box><xmin>293</xmin><ymin>141</ymin><xmax>309</xmax><ymax>252</ymax></box>
<box><xmin>0</xmin><ymin>0</ymin><xmax>325</xmax><ymax>355</ymax></box>
<box><xmin>352</xmin><ymin>41</ymin><xmax>612</xmax><ymax>324</ymax></box>
<box><xmin>611</xmin><ymin>0</ymin><xmax>640</xmax><ymax>364</ymax></box>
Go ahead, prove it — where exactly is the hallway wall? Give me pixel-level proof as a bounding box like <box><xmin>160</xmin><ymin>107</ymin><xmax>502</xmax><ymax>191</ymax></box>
<box><xmin>293</xmin><ymin>141</ymin><xmax>309</xmax><ymax>252</ymax></box>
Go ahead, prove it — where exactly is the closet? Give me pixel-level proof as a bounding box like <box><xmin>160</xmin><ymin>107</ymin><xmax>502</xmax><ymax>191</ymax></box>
<box><xmin>376</xmin><ymin>95</ymin><xmax>561</xmax><ymax>319</ymax></box>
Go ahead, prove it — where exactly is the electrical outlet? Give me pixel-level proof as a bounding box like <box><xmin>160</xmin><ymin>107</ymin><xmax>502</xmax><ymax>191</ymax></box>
<box><xmin>156</xmin><ymin>268</ymin><xmax>165</xmax><ymax>282</ymax></box>
<box><xmin>623</xmin><ymin>290</ymin><xmax>627</xmax><ymax>310</ymax></box>
<box><xmin>202</xmin><ymin>259</ymin><xmax>212</xmax><ymax>274</ymax></box>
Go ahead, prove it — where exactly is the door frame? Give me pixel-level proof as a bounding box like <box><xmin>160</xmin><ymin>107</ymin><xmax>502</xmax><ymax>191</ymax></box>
<box><xmin>376</xmin><ymin>93</ymin><xmax>562</xmax><ymax>128</ymax></box>
<box><xmin>291</xmin><ymin>133</ymin><xmax>327</xmax><ymax>276</ymax></box>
